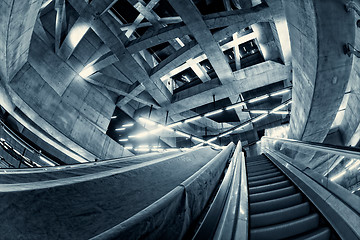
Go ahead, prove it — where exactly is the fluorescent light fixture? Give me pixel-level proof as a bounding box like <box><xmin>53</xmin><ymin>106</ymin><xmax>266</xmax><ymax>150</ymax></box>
<box><xmin>138</xmin><ymin>117</ymin><xmax>156</xmax><ymax>125</ymax></box>
<box><xmin>219</xmin><ymin>130</ymin><xmax>233</xmax><ymax>138</ymax></box>
<box><xmin>184</xmin><ymin>116</ymin><xmax>202</xmax><ymax>123</ymax></box>
<box><xmin>175</xmin><ymin>38</ymin><xmax>185</xmax><ymax>47</ymax></box>
<box><xmin>345</xmin><ymin>159</ymin><xmax>355</xmax><ymax>168</ymax></box>
<box><xmin>270</xmin><ymin>104</ymin><xmax>287</xmax><ymax>113</ymax></box>
<box><xmin>349</xmin><ymin>160</ymin><xmax>360</xmax><ymax>170</ymax></box>
<box><xmin>270</xmin><ymin>89</ymin><xmax>291</xmax><ymax>97</ymax></box>
<box><xmin>119</xmin><ymin>139</ymin><xmax>128</xmax><ymax>142</ymax></box>
<box><xmin>135</xmin><ymin>148</ymin><xmax>150</xmax><ymax>152</ymax></box>
<box><xmin>115</xmin><ymin>128</ymin><xmax>126</xmax><ymax>131</ymax></box>
<box><xmin>235</xmin><ymin>122</ymin><xmax>251</xmax><ymax>131</ymax></box>
<box><xmin>207</xmin><ymin>137</ymin><xmax>217</xmax><ymax>143</ymax></box>
<box><xmin>192</xmin><ymin>137</ymin><xmax>205</xmax><ymax>142</ymax></box>
<box><xmin>168</xmin><ymin>122</ymin><xmax>182</xmax><ymax>128</ymax></box>
<box><xmin>248</xmin><ymin>95</ymin><xmax>269</xmax><ymax>103</ymax></box>
<box><xmin>176</xmin><ymin>131</ymin><xmax>190</xmax><ymax>138</ymax></box>
<box><xmin>122</xmin><ymin>123</ymin><xmax>134</xmax><ymax>127</ymax></box>
<box><xmin>125</xmin><ymin>146</ymin><xmax>133</xmax><ymax>150</ymax></box>
<box><xmin>226</xmin><ymin>102</ymin><xmax>244</xmax><ymax>110</ymax></box>
<box><xmin>273</xmin><ymin>111</ymin><xmax>289</xmax><ymax>115</ymax></box>
<box><xmin>330</xmin><ymin>171</ymin><xmax>346</xmax><ymax>181</ymax></box>
<box><xmin>129</xmin><ymin>132</ymin><xmax>150</xmax><ymax>138</ymax></box>
<box><xmin>250</xmin><ymin>110</ymin><xmax>268</xmax><ymax>114</ymax></box>
<box><xmin>204</xmin><ymin>109</ymin><xmax>224</xmax><ymax>117</ymax></box>
<box><xmin>111</xmin><ymin>116</ymin><xmax>117</xmax><ymax>119</ymax></box>
<box><xmin>252</xmin><ymin>114</ymin><xmax>268</xmax><ymax>123</ymax></box>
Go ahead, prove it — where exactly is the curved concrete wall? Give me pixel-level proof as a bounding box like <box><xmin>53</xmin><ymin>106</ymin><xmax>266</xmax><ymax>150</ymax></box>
<box><xmin>285</xmin><ymin>0</ymin><xmax>355</xmax><ymax>142</ymax></box>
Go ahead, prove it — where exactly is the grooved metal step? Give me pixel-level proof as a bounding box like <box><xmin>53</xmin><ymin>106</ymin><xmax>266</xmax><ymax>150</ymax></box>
<box><xmin>250</xmin><ymin>185</ymin><xmax>296</xmax><ymax>203</ymax></box>
<box><xmin>250</xmin><ymin>193</ymin><xmax>303</xmax><ymax>214</ymax></box>
<box><xmin>249</xmin><ymin>180</ymin><xmax>291</xmax><ymax>194</ymax></box>
<box><xmin>247</xmin><ymin>164</ymin><xmax>276</xmax><ymax>172</ymax></box>
<box><xmin>292</xmin><ymin>227</ymin><xmax>331</xmax><ymax>240</ymax></box>
<box><xmin>250</xmin><ymin>213</ymin><xmax>319</xmax><ymax>240</ymax></box>
<box><xmin>248</xmin><ymin>175</ymin><xmax>287</xmax><ymax>188</ymax></box>
<box><xmin>251</xmin><ymin>202</ymin><xmax>310</xmax><ymax>228</ymax></box>
<box><xmin>247</xmin><ymin>168</ymin><xmax>280</xmax><ymax>177</ymax></box>
<box><xmin>247</xmin><ymin>171</ymin><xmax>282</xmax><ymax>182</ymax></box>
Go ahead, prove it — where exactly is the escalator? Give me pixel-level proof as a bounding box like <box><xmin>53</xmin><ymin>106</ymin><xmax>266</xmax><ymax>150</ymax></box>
<box><xmin>246</xmin><ymin>154</ymin><xmax>338</xmax><ymax>240</ymax></box>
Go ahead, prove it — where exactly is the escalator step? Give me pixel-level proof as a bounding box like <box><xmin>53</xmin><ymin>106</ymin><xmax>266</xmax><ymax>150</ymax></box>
<box><xmin>246</xmin><ymin>160</ymin><xmax>271</xmax><ymax>166</ymax></box>
<box><xmin>291</xmin><ymin>227</ymin><xmax>331</xmax><ymax>240</ymax></box>
<box><xmin>250</xmin><ymin>202</ymin><xmax>310</xmax><ymax>228</ymax></box>
<box><xmin>250</xmin><ymin>213</ymin><xmax>320</xmax><ymax>240</ymax></box>
<box><xmin>248</xmin><ymin>171</ymin><xmax>282</xmax><ymax>182</ymax></box>
<box><xmin>249</xmin><ymin>180</ymin><xmax>291</xmax><ymax>194</ymax></box>
<box><xmin>250</xmin><ymin>193</ymin><xmax>303</xmax><ymax>214</ymax></box>
<box><xmin>250</xmin><ymin>186</ymin><xmax>297</xmax><ymax>203</ymax></box>
<box><xmin>246</xmin><ymin>156</ymin><xmax>267</xmax><ymax>162</ymax></box>
<box><xmin>248</xmin><ymin>175</ymin><xmax>287</xmax><ymax>188</ymax></box>
<box><xmin>247</xmin><ymin>164</ymin><xmax>276</xmax><ymax>172</ymax></box>
<box><xmin>247</xmin><ymin>168</ymin><xmax>279</xmax><ymax>177</ymax></box>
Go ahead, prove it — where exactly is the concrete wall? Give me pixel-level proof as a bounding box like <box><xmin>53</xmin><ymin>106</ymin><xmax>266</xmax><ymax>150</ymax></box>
<box><xmin>0</xmin><ymin>0</ymin><xmax>42</xmax><ymax>82</ymax></box>
<box><xmin>284</xmin><ymin>0</ymin><xmax>355</xmax><ymax>142</ymax></box>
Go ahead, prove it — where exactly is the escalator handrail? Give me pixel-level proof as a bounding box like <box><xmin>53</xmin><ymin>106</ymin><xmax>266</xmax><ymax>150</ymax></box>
<box><xmin>194</xmin><ymin>141</ymin><xmax>249</xmax><ymax>240</ymax></box>
<box><xmin>263</xmin><ymin>136</ymin><xmax>360</xmax><ymax>160</ymax></box>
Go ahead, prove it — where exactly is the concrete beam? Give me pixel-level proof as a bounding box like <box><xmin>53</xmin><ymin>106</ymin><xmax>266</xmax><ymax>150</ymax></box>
<box><xmin>0</xmin><ymin>0</ymin><xmax>43</xmax><ymax>82</ymax></box>
<box><xmin>138</xmin><ymin>61</ymin><xmax>291</xmax><ymax>119</ymax></box>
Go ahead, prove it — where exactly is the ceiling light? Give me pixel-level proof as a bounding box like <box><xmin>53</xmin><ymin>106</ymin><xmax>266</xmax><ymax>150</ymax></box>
<box><xmin>252</xmin><ymin>114</ymin><xmax>268</xmax><ymax>123</ymax></box>
<box><xmin>184</xmin><ymin>116</ymin><xmax>202</xmax><ymax>123</ymax></box>
<box><xmin>273</xmin><ymin>111</ymin><xmax>290</xmax><ymax>115</ymax></box>
<box><xmin>192</xmin><ymin>136</ymin><xmax>205</xmax><ymax>142</ymax></box>
<box><xmin>122</xmin><ymin>123</ymin><xmax>134</xmax><ymax>127</ymax></box>
<box><xmin>176</xmin><ymin>131</ymin><xmax>190</xmax><ymax>138</ymax></box>
<box><xmin>135</xmin><ymin>148</ymin><xmax>150</xmax><ymax>152</ymax></box>
<box><xmin>111</xmin><ymin>116</ymin><xmax>117</xmax><ymax>119</ymax></box>
<box><xmin>270</xmin><ymin>89</ymin><xmax>291</xmax><ymax>97</ymax></box>
<box><xmin>345</xmin><ymin>159</ymin><xmax>355</xmax><ymax>168</ymax></box>
<box><xmin>119</xmin><ymin>139</ymin><xmax>128</xmax><ymax>142</ymax></box>
<box><xmin>219</xmin><ymin>130</ymin><xmax>233</xmax><ymax>138</ymax></box>
<box><xmin>250</xmin><ymin>110</ymin><xmax>268</xmax><ymax>114</ymax></box>
<box><xmin>330</xmin><ymin>171</ymin><xmax>346</xmax><ymax>181</ymax></box>
<box><xmin>125</xmin><ymin>146</ymin><xmax>133</xmax><ymax>150</ymax></box>
<box><xmin>207</xmin><ymin>137</ymin><xmax>217</xmax><ymax>143</ymax></box>
<box><xmin>204</xmin><ymin>109</ymin><xmax>224</xmax><ymax>117</ymax></box>
<box><xmin>168</xmin><ymin>122</ymin><xmax>182</xmax><ymax>128</ymax></box>
<box><xmin>270</xmin><ymin>101</ymin><xmax>292</xmax><ymax>113</ymax></box>
<box><xmin>349</xmin><ymin>160</ymin><xmax>360</xmax><ymax>170</ymax></box>
<box><xmin>175</xmin><ymin>38</ymin><xmax>185</xmax><ymax>47</ymax></box>
<box><xmin>138</xmin><ymin>117</ymin><xmax>156</xmax><ymax>125</ymax></box>
<box><xmin>248</xmin><ymin>95</ymin><xmax>269</xmax><ymax>103</ymax></box>
<box><xmin>115</xmin><ymin>128</ymin><xmax>126</xmax><ymax>131</ymax></box>
<box><xmin>226</xmin><ymin>102</ymin><xmax>245</xmax><ymax>110</ymax></box>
